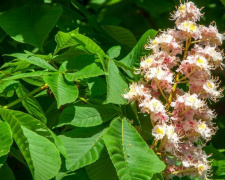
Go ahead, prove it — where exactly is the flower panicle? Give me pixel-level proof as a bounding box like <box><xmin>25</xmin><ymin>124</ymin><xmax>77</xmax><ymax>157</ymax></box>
<box><xmin>123</xmin><ymin>1</ymin><xmax>224</xmax><ymax>179</ymax></box>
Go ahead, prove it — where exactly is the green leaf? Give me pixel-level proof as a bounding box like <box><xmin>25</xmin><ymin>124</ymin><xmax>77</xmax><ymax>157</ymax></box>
<box><xmin>120</xmin><ymin>29</ymin><xmax>157</xmax><ymax>67</ymax></box>
<box><xmin>72</xmin><ymin>34</ymin><xmax>105</xmax><ymax>56</ymax></box>
<box><xmin>16</xmin><ymin>83</ymin><xmax>47</xmax><ymax>124</ymax></box>
<box><xmin>216</xmin><ymin>160</ymin><xmax>225</xmax><ymax>176</ymax></box>
<box><xmin>103</xmin><ymin>118</ymin><xmax>166</xmax><ymax>180</ymax></box>
<box><xmin>105</xmin><ymin>60</ymin><xmax>128</xmax><ymax>104</ymax></box>
<box><xmin>55</xmin><ymin>29</ymin><xmax>79</xmax><ymax>54</ymax></box>
<box><xmin>3</xmin><ymin>71</ymin><xmax>53</xmax><ymax>81</ymax></box>
<box><xmin>59</xmin><ymin>54</ymin><xmax>105</xmax><ymax>81</ymax></box>
<box><xmin>0</xmin><ymin>163</ymin><xmax>15</xmax><ymax>180</ymax></box>
<box><xmin>44</xmin><ymin>73</ymin><xmax>79</xmax><ymax>108</ymax></box>
<box><xmin>0</xmin><ymin>108</ymin><xmax>61</xmax><ymax>180</ymax></box>
<box><xmin>102</xmin><ymin>25</ymin><xmax>137</xmax><ymax>48</ymax></box>
<box><xmin>7</xmin><ymin>53</ymin><xmax>57</xmax><ymax>71</ymax></box>
<box><xmin>107</xmin><ymin>46</ymin><xmax>121</xmax><ymax>59</ymax></box>
<box><xmin>86</xmin><ymin>149</ymin><xmax>118</xmax><ymax>180</ymax></box>
<box><xmin>0</xmin><ymin>5</ymin><xmax>63</xmax><ymax>50</ymax></box>
<box><xmin>59</xmin><ymin>125</ymin><xmax>106</xmax><ymax>171</ymax></box>
<box><xmin>204</xmin><ymin>143</ymin><xmax>225</xmax><ymax>160</ymax></box>
<box><xmin>0</xmin><ymin>80</ymin><xmax>18</xmax><ymax>94</ymax></box>
<box><xmin>71</xmin><ymin>33</ymin><xmax>106</xmax><ymax>70</ymax></box>
<box><xmin>0</xmin><ymin>121</ymin><xmax>13</xmax><ymax>157</ymax></box>
<box><xmin>57</xmin><ymin>104</ymin><xmax>119</xmax><ymax>127</ymax></box>
<box><xmin>221</xmin><ymin>0</ymin><xmax>225</xmax><ymax>6</ymax></box>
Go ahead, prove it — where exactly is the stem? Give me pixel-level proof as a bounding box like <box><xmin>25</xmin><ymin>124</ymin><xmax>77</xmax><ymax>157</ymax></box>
<box><xmin>166</xmin><ymin>37</ymin><xmax>192</xmax><ymax>109</ymax></box>
<box><xmin>179</xmin><ymin>107</ymin><xmax>191</xmax><ymax>116</ymax></box>
<box><xmin>178</xmin><ymin>68</ymin><xmax>196</xmax><ymax>82</ymax></box>
<box><xmin>158</xmin><ymin>136</ymin><xmax>166</xmax><ymax>151</ymax></box>
<box><xmin>3</xmin><ymin>84</ymin><xmax>48</xmax><ymax>109</ymax></box>
<box><xmin>50</xmin><ymin>60</ymin><xmax>59</xmax><ymax>70</ymax></box>
<box><xmin>155</xmin><ymin>79</ymin><xmax>168</xmax><ymax>102</ymax></box>
<box><xmin>167</xmin><ymin>73</ymin><xmax>180</xmax><ymax>109</ymax></box>
<box><xmin>164</xmin><ymin>168</ymin><xmax>197</xmax><ymax>175</ymax></box>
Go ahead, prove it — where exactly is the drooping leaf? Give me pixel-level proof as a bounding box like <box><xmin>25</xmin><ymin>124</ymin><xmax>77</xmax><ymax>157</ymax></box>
<box><xmin>105</xmin><ymin>60</ymin><xmax>128</xmax><ymax>104</ymax></box>
<box><xmin>0</xmin><ymin>121</ymin><xmax>13</xmax><ymax>157</ymax></box>
<box><xmin>103</xmin><ymin>118</ymin><xmax>166</xmax><ymax>180</ymax></box>
<box><xmin>59</xmin><ymin>125</ymin><xmax>106</xmax><ymax>171</ymax></box>
<box><xmin>6</xmin><ymin>53</ymin><xmax>57</xmax><ymax>71</ymax></box>
<box><xmin>57</xmin><ymin>104</ymin><xmax>119</xmax><ymax>127</ymax></box>
<box><xmin>54</xmin><ymin>29</ymin><xmax>79</xmax><ymax>54</ymax></box>
<box><xmin>102</xmin><ymin>25</ymin><xmax>137</xmax><ymax>48</ymax></box>
<box><xmin>0</xmin><ymin>108</ymin><xmax>61</xmax><ymax>180</ymax></box>
<box><xmin>0</xmin><ymin>5</ymin><xmax>63</xmax><ymax>50</ymax></box>
<box><xmin>44</xmin><ymin>73</ymin><xmax>79</xmax><ymax>108</ymax></box>
<box><xmin>15</xmin><ymin>83</ymin><xmax>47</xmax><ymax>123</ymax></box>
<box><xmin>86</xmin><ymin>149</ymin><xmax>118</xmax><ymax>180</ymax></box>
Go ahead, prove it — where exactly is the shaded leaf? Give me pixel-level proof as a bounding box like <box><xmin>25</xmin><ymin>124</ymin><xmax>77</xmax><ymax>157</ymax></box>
<box><xmin>0</xmin><ymin>121</ymin><xmax>13</xmax><ymax>157</ymax></box>
<box><xmin>107</xmin><ymin>46</ymin><xmax>121</xmax><ymax>59</ymax></box>
<box><xmin>0</xmin><ymin>5</ymin><xmax>63</xmax><ymax>50</ymax></box>
<box><xmin>86</xmin><ymin>149</ymin><xmax>118</xmax><ymax>180</ymax></box>
<box><xmin>102</xmin><ymin>25</ymin><xmax>137</xmax><ymax>48</ymax></box>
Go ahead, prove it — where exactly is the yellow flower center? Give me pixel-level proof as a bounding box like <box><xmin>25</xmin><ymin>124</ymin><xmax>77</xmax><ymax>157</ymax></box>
<box><xmin>189</xmin><ymin>97</ymin><xmax>196</xmax><ymax>102</ymax></box>
<box><xmin>184</xmin><ymin>22</ymin><xmax>189</xmax><ymax>27</ymax></box>
<box><xmin>179</xmin><ymin>5</ymin><xmax>185</xmax><ymax>11</ymax></box>
<box><xmin>153</xmin><ymin>40</ymin><xmax>157</xmax><ymax>45</ymax></box>
<box><xmin>197</xmin><ymin>58</ymin><xmax>204</xmax><ymax>64</ymax></box>
<box><xmin>199</xmin><ymin>123</ymin><xmax>206</xmax><ymax>130</ymax></box>
<box><xmin>146</xmin><ymin>58</ymin><xmax>152</xmax><ymax>63</ymax></box>
<box><xmin>152</xmin><ymin>102</ymin><xmax>158</xmax><ymax>107</ymax></box>
<box><xmin>198</xmin><ymin>165</ymin><xmax>205</xmax><ymax>171</ymax></box>
<box><xmin>156</xmin><ymin>127</ymin><xmax>164</xmax><ymax>134</ymax></box>
<box><xmin>189</xmin><ymin>24</ymin><xmax>196</xmax><ymax>31</ymax></box>
<box><xmin>207</xmin><ymin>82</ymin><xmax>213</xmax><ymax>89</ymax></box>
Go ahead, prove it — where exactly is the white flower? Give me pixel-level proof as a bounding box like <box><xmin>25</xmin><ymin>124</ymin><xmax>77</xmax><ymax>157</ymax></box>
<box><xmin>184</xmin><ymin>93</ymin><xmax>203</xmax><ymax>110</ymax></box>
<box><xmin>196</xmin><ymin>121</ymin><xmax>212</xmax><ymax>139</ymax></box>
<box><xmin>152</xmin><ymin>124</ymin><xmax>166</xmax><ymax>140</ymax></box>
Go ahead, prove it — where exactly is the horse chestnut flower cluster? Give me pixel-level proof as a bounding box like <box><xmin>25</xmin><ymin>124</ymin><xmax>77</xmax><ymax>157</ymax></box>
<box><xmin>123</xmin><ymin>1</ymin><xmax>224</xmax><ymax>179</ymax></box>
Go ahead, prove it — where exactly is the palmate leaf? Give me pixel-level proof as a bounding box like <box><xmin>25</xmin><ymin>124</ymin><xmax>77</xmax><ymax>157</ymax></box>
<box><xmin>16</xmin><ymin>83</ymin><xmax>47</xmax><ymax>124</ymax></box>
<box><xmin>58</xmin><ymin>125</ymin><xmax>107</xmax><ymax>171</ymax></box>
<box><xmin>43</xmin><ymin>73</ymin><xmax>79</xmax><ymax>108</ymax></box>
<box><xmin>0</xmin><ymin>5</ymin><xmax>63</xmax><ymax>50</ymax></box>
<box><xmin>0</xmin><ymin>108</ymin><xmax>61</xmax><ymax>180</ymax></box>
<box><xmin>57</xmin><ymin>104</ymin><xmax>119</xmax><ymax>127</ymax></box>
<box><xmin>0</xmin><ymin>121</ymin><xmax>13</xmax><ymax>157</ymax></box>
<box><xmin>105</xmin><ymin>60</ymin><xmax>128</xmax><ymax>104</ymax></box>
<box><xmin>103</xmin><ymin>118</ymin><xmax>166</xmax><ymax>180</ymax></box>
